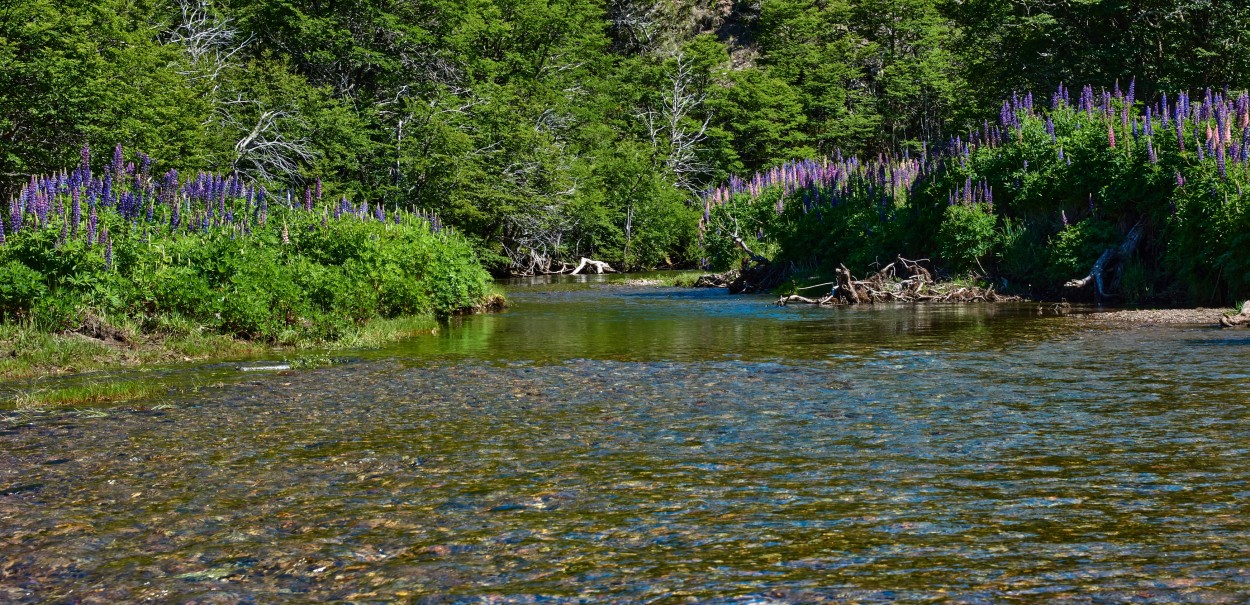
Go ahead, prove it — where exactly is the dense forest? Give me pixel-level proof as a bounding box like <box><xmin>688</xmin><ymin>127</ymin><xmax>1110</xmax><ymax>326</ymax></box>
<box><xmin>3</xmin><ymin>0</ymin><xmax>1249</xmax><ymax>276</ymax></box>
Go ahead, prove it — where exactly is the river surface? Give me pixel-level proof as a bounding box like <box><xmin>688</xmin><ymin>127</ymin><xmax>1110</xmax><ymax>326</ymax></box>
<box><xmin>3</xmin><ymin>276</ymin><xmax>1250</xmax><ymax>603</ymax></box>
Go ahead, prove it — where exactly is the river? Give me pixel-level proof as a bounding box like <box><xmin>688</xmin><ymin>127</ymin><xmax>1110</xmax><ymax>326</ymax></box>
<box><xmin>3</xmin><ymin>275</ymin><xmax>1250</xmax><ymax>603</ymax></box>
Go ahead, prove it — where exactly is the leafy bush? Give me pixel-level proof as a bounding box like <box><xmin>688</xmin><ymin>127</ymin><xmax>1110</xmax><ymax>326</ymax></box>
<box><xmin>936</xmin><ymin>204</ymin><xmax>999</xmax><ymax>274</ymax></box>
<box><xmin>696</xmin><ymin>84</ymin><xmax>1250</xmax><ymax>304</ymax></box>
<box><xmin>1</xmin><ymin>150</ymin><xmax>493</xmax><ymax>343</ymax></box>
<box><xmin>1046</xmin><ymin>218</ymin><xmax>1120</xmax><ymax>284</ymax></box>
<box><xmin>0</xmin><ymin>261</ymin><xmax>46</xmax><ymax>317</ymax></box>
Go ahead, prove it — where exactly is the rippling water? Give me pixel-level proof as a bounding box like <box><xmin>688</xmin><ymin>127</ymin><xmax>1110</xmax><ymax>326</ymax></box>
<box><xmin>4</xmin><ymin>276</ymin><xmax>1250</xmax><ymax>603</ymax></box>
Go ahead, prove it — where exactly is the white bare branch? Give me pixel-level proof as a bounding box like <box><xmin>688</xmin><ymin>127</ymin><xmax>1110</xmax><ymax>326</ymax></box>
<box><xmin>638</xmin><ymin>52</ymin><xmax>711</xmax><ymax>191</ymax></box>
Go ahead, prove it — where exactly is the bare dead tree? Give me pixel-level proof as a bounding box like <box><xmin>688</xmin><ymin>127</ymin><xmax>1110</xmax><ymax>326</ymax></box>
<box><xmin>221</xmin><ymin>104</ymin><xmax>316</xmax><ymax>182</ymax></box>
<box><xmin>165</xmin><ymin>1</ymin><xmax>318</xmax><ymax>182</ymax></box>
<box><xmin>638</xmin><ymin>52</ymin><xmax>711</xmax><ymax>191</ymax></box>
<box><xmin>607</xmin><ymin>0</ymin><xmax>688</xmax><ymax>55</ymax></box>
<box><xmin>166</xmin><ymin>0</ymin><xmax>252</xmax><ymax>98</ymax></box>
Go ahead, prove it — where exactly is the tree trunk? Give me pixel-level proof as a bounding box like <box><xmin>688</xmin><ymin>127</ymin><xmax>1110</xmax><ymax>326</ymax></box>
<box><xmin>1220</xmin><ymin>300</ymin><xmax>1250</xmax><ymax>327</ymax></box>
<box><xmin>1065</xmin><ymin>221</ymin><xmax>1144</xmax><ymax>300</ymax></box>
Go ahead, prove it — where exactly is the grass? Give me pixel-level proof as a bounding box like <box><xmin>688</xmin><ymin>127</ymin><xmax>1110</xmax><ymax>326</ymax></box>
<box><xmin>646</xmin><ymin>270</ymin><xmax>705</xmax><ymax>287</ymax></box>
<box><xmin>0</xmin><ymin>305</ymin><xmax>506</xmax><ymax>410</ymax></box>
<box><xmin>0</xmin><ymin>319</ymin><xmax>265</xmax><ymax>381</ymax></box>
<box><xmin>12</xmin><ymin>379</ymin><xmax>180</xmax><ymax>409</ymax></box>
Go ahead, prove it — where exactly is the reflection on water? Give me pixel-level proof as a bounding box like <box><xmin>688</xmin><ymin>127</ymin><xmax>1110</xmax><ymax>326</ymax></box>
<box><xmin>3</xmin><ymin>274</ymin><xmax>1250</xmax><ymax>603</ymax></box>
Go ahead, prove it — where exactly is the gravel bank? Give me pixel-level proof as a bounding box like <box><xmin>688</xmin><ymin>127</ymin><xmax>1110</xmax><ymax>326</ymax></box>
<box><xmin>1077</xmin><ymin>307</ymin><xmax>1231</xmax><ymax>325</ymax></box>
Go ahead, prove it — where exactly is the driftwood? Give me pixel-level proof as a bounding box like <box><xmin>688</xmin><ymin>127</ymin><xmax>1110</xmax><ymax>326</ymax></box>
<box><xmin>1065</xmin><ymin>221</ymin><xmax>1144</xmax><ymax>299</ymax></box>
<box><xmin>570</xmin><ymin>257</ymin><xmax>616</xmax><ymax>275</ymax></box>
<box><xmin>779</xmin><ymin>256</ymin><xmax>1021</xmax><ymax>306</ymax></box>
<box><xmin>692</xmin><ymin>270</ymin><xmax>739</xmax><ymax>288</ymax></box>
<box><xmin>1220</xmin><ymin>301</ymin><xmax>1250</xmax><ymax>328</ymax></box>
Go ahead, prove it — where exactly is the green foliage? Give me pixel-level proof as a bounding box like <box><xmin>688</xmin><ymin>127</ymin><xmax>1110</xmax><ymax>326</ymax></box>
<box><xmin>936</xmin><ymin>204</ymin><xmax>999</xmax><ymax>274</ymax></box>
<box><xmin>0</xmin><ymin>211</ymin><xmax>491</xmax><ymax>344</ymax></box>
<box><xmin>700</xmin><ymin>86</ymin><xmax>1250</xmax><ymax>304</ymax></box>
<box><xmin>6</xmin><ymin>0</ymin><xmax>1250</xmax><ymax>279</ymax></box>
<box><xmin>1047</xmin><ymin>218</ymin><xmax>1120</xmax><ymax>284</ymax></box>
<box><xmin>0</xmin><ymin>261</ymin><xmax>46</xmax><ymax>316</ymax></box>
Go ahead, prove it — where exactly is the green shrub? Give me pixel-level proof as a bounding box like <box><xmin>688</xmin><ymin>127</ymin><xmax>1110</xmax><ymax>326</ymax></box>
<box><xmin>0</xmin><ymin>208</ymin><xmax>492</xmax><ymax>344</ymax></box>
<box><xmin>0</xmin><ymin>261</ymin><xmax>46</xmax><ymax>317</ymax></box>
<box><xmin>936</xmin><ymin>204</ymin><xmax>999</xmax><ymax>274</ymax></box>
<box><xmin>1046</xmin><ymin>218</ymin><xmax>1120</xmax><ymax>285</ymax></box>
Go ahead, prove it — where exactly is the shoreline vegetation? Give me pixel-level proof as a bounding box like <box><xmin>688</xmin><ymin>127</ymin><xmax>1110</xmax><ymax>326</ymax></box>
<box><xmin>692</xmin><ymin>84</ymin><xmax>1250</xmax><ymax>312</ymax></box>
<box><xmin>0</xmin><ymin>314</ymin><xmax>432</xmax><ymax>409</ymax></box>
<box><xmin>0</xmin><ymin>145</ymin><xmax>503</xmax><ymax>407</ymax></box>
<box><xmin>0</xmin><ymin>305</ymin><xmax>506</xmax><ymax>409</ymax></box>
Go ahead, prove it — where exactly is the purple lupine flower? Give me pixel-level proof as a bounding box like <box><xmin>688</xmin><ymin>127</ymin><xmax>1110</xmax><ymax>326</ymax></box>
<box><xmin>10</xmin><ymin>196</ymin><xmax>22</xmax><ymax>234</ymax></box>
<box><xmin>102</xmin><ymin>172</ymin><xmax>113</xmax><ymax>207</ymax></box>
<box><xmin>1176</xmin><ymin>171</ymin><xmax>1185</xmax><ymax>187</ymax></box>
<box><xmin>1061</xmin><ymin>210</ymin><xmax>1069</xmax><ymax>227</ymax></box>
<box><xmin>88</xmin><ymin>205</ymin><xmax>98</xmax><ymax>245</ymax></box>
<box><xmin>315</xmin><ymin>178</ymin><xmax>322</xmax><ymax>201</ymax></box>
<box><xmin>1147</xmin><ymin>138</ymin><xmax>1157</xmax><ymax>163</ymax></box>
<box><xmin>1046</xmin><ymin>117</ymin><xmax>1055</xmax><ymax>142</ymax></box>
<box><xmin>103</xmin><ymin>227</ymin><xmax>113</xmax><ymax>270</ymax></box>
<box><xmin>112</xmin><ymin>144</ymin><xmax>123</xmax><ymax>178</ymax></box>
<box><xmin>1217</xmin><ymin>143</ymin><xmax>1227</xmax><ymax>178</ymax></box>
<box><xmin>0</xmin><ymin>214</ymin><xmax>5</xmax><ymax>245</ymax></box>
<box><xmin>259</xmin><ymin>189</ymin><xmax>268</xmax><ymax>227</ymax></box>
<box><xmin>304</xmin><ymin>187</ymin><xmax>313</xmax><ymax>211</ymax></box>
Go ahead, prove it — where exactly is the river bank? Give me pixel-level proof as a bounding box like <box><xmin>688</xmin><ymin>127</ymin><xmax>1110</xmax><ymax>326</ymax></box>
<box><xmin>1075</xmin><ymin>307</ymin><xmax>1232</xmax><ymax>325</ymax></box>
<box><xmin>0</xmin><ymin>294</ymin><xmax>505</xmax><ymax>408</ymax></box>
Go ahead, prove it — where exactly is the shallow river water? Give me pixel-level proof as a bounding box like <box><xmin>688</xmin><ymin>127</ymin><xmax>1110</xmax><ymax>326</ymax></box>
<box><xmin>4</xmin><ymin>276</ymin><xmax>1250</xmax><ymax>603</ymax></box>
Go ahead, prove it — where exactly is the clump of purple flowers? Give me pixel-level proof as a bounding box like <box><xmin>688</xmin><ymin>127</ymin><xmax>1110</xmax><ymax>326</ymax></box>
<box><xmin>2</xmin><ymin>144</ymin><xmax>448</xmax><ymax>271</ymax></box>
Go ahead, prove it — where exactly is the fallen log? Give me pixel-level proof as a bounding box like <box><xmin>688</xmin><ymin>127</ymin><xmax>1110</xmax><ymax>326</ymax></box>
<box><xmin>1065</xmin><ymin>221</ymin><xmax>1144</xmax><ymax>299</ymax></box>
<box><xmin>777</xmin><ymin>294</ymin><xmax>832</xmax><ymax>306</ymax></box>
<box><xmin>570</xmin><ymin>257</ymin><xmax>616</xmax><ymax>275</ymax></box>
<box><xmin>1219</xmin><ymin>300</ymin><xmax>1250</xmax><ymax>327</ymax></box>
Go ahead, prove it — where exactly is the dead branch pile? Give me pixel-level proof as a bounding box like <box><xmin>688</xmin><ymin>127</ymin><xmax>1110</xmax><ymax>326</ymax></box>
<box><xmin>692</xmin><ymin>270</ymin><xmax>739</xmax><ymax>288</ymax></box>
<box><xmin>1219</xmin><ymin>301</ymin><xmax>1250</xmax><ymax>327</ymax></box>
<box><xmin>778</xmin><ymin>256</ymin><xmax>1022</xmax><ymax>306</ymax></box>
<box><xmin>510</xmin><ymin>255</ymin><xmax>616</xmax><ymax>276</ymax></box>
